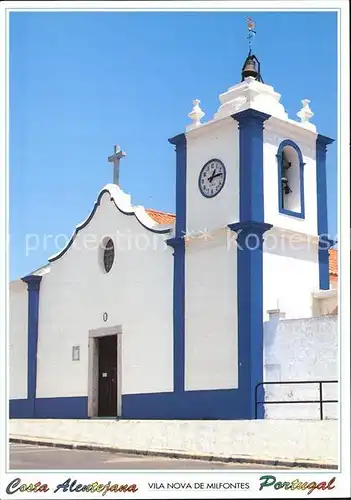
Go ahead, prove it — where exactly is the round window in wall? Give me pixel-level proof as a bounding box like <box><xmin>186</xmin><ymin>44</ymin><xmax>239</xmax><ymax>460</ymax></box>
<box><xmin>103</xmin><ymin>238</ymin><xmax>115</xmax><ymax>273</ymax></box>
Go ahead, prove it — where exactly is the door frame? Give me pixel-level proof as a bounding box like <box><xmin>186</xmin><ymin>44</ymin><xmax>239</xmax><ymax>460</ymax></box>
<box><xmin>88</xmin><ymin>325</ymin><xmax>122</xmax><ymax>418</ymax></box>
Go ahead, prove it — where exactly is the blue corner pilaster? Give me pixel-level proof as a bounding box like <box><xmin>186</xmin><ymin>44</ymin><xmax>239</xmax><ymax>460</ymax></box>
<box><xmin>316</xmin><ymin>134</ymin><xmax>335</xmax><ymax>290</ymax></box>
<box><xmin>169</xmin><ymin>133</ymin><xmax>187</xmax><ymax>239</ymax></box>
<box><xmin>167</xmin><ymin>133</ymin><xmax>187</xmax><ymax>393</ymax></box>
<box><xmin>230</xmin><ymin>108</ymin><xmax>272</xmax><ymax>419</ymax></box>
<box><xmin>22</xmin><ymin>274</ymin><xmax>42</xmax><ymax>417</ymax></box>
<box><xmin>233</xmin><ymin>109</ymin><xmax>271</xmax><ymax>222</ymax></box>
<box><xmin>228</xmin><ymin>221</ymin><xmax>272</xmax><ymax>419</ymax></box>
<box><xmin>318</xmin><ymin>236</ymin><xmax>336</xmax><ymax>290</ymax></box>
<box><xmin>166</xmin><ymin>237</ymin><xmax>185</xmax><ymax>393</ymax></box>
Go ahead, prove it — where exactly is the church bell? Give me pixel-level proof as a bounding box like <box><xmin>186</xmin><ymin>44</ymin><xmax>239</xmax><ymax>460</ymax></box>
<box><xmin>241</xmin><ymin>53</ymin><xmax>263</xmax><ymax>82</ymax></box>
<box><xmin>242</xmin><ymin>56</ymin><xmax>258</xmax><ymax>79</ymax></box>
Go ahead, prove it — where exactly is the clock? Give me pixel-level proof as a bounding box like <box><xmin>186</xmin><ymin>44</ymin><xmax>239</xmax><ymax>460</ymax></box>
<box><xmin>198</xmin><ymin>159</ymin><xmax>226</xmax><ymax>198</ymax></box>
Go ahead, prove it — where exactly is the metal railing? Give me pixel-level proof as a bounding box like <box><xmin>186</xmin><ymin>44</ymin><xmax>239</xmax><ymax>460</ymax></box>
<box><xmin>254</xmin><ymin>380</ymin><xmax>338</xmax><ymax>420</ymax></box>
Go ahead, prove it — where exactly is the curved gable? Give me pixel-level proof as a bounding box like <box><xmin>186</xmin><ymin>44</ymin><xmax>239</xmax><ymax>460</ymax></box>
<box><xmin>49</xmin><ymin>184</ymin><xmax>174</xmax><ymax>263</ymax></box>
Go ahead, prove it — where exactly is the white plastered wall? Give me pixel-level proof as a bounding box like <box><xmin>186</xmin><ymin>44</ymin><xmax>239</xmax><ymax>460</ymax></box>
<box><xmin>263</xmin><ymin>228</ymin><xmax>319</xmax><ymax>320</ymax></box>
<box><xmin>185</xmin><ymin>229</ymin><xmax>238</xmax><ymax>391</ymax></box>
<box><xmin>186</xmin><ymin>117</ymin><xmax>240</xmax><ymax>234</ymax></box>
<box><xmin>9</xmin><ymin>280</ymin><xmax>28</xmax><ymax>399</ymax></box>
<box><xmin>313</xmin><ymin>291</ymin><xmax>338</xmax><ymax>316</ymax></box>
<box><xmin>36</xmin><ymin>192</ymin><xmax>174</xmax><ymax>398</ymax></box>
<box><xmin>264</xmin><ymin>315</ymin><xmax>338</xmax><ymax>419</ymax></box>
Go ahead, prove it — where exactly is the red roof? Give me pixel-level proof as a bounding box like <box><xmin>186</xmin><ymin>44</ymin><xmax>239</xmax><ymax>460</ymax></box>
<box><xmin>145</xmin><ymin>209</ymin><xmax>175</xmax><ymax>225</ymax></box>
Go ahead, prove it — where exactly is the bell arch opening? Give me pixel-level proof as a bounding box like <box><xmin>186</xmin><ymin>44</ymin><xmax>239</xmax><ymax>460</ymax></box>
<box><xmin>277</xmin><ymin>140</ymin><xmax>305</xmax><ymax>218</ymax></box>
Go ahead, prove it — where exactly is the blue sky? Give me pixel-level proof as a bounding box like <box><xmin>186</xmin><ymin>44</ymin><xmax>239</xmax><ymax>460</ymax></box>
<box><xmin>10</xmin><ymin>10</ymin><xmax>338</xmax><ymax>280</ymax></box>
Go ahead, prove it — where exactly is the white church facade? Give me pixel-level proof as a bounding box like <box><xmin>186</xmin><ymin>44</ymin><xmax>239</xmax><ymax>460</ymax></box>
<box><xmin>9</xmin><ymin>53</ymin><xmax>336</xmax><ymax>420</ymax></box>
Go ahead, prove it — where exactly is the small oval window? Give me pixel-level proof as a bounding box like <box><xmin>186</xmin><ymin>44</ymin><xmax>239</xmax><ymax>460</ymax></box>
<box><xmin>103</xmin><ymin>238</ymin><xmax>114</xmax><ymax>273</ymax></box>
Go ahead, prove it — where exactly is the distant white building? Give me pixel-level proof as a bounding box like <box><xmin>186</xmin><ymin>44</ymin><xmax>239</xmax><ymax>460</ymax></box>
<box><xmin>10</xmin><ymin>52</ymin><xmax>336</xmax><ymax>420</ymax></box>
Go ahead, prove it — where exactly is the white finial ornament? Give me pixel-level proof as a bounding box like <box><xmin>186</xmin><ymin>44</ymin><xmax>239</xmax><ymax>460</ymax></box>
<box><xmin>297</xmin><ymin>99</ymin><xmax>314</xmax><ymax>123</ymax></box>
<box><xmin>187</xmin><ymin>99</ymin><xmax>205</xmax><ymax>129</ymax></box>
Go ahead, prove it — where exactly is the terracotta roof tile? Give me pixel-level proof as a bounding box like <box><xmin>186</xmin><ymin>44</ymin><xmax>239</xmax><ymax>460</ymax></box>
<box><xmin>145</xmin><ymin>209</ymin><xmax>175</xmax><ymax>225</ymax></box>
<box><xmin>329</xmin><ymin>248</ymin><xmax>338</xmax><ymax>277</ymax></box>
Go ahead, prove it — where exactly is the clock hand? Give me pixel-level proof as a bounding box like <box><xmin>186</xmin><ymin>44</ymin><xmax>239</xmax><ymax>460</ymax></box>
<box><xmin>208</xmin><ymin>169</ymin><xmax>217</xmax><ymax>183</ymax></box>
<box><xmin>211</xmin><ymin>173</ymin><xmax>223</xmax><ymax>180</ymax></box>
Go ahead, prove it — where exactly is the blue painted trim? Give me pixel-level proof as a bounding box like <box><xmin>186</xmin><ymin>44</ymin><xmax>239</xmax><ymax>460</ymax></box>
<box><xmin>9</xmin><ymin>399</ymin><xmax>34</xmax><ymax>419</ymax></box>
<box><xmin>278</xmin><ymin>208</ymin><xmax>305</xmax><ymax>219</ymax></box>
<box><xmin>11</xmin><ymin>392</ymin><xmax>256</xmax><ymax>420</ymax></box>
<box><xmin>49</xmin><ymin>189</ymin><xmax>172</xmax><ymax>263</ymax></box>
<box><xmin>277</xmin><ymin>139</ymin><xmax>305</xmax><ymax>219</ymax></box>
<box><xmin>228</xmin><ymin>222</ymin><xmax>272</xmax><ymax>419</ymax></box>
<box><xmin>21</xmin><ymin>275</ymin><xmax>42</xmax><ymax>417</ymax></box>
<box><xmin>168</xmin><ymin>134</ymin><xmax>186</xmax><ymax>239</ymax></box>
<box><xmin>318</xmin><ymin>236</ymin><xmax>336</xmax><ymax>290</ymax></box>
<box><xmin>198</xmin><ymin>158</ymin><xmax>226</xmax><ymax>198</ymax></box>
<box><xmin>233</xmin><ymin>109</ymin><xmax>270</xmax><ymax>222</ymax></box>
<box><xmin>167</xmin><ymin>133</ymin><xmax>187</xmax><ymax>393</ymax></box>
<box><xmin>122</xmin><ymin>390</ymin><xmax>258</xmax><ymax>420</ymax></box>
<box><xmin>316</xmin><ymin>134</ymin><xmax>334</xmax><ymax>290</ymax></box>
<box><xmin>34</xmin><ymin>397</ymin><xmax>88</xmax><ymax>418</ymax></box>
<box><xmin>9</xmin><ymin>397</ymin><xmax>88</xmax><ymax>419</ymax></box>
<box><xmin>231</xmin><ymin>109</ymin><xmax>271</xmax><ymax>419</ymax></box>
<box><xmin>166</xmin><ymin>236</ymin><xmax>185</xmax><ymax>393</ymax></box>
<box><xmin>229</xmin><ymin>221</ymin><xmax>272</xmax><ymax>234</ymax></box>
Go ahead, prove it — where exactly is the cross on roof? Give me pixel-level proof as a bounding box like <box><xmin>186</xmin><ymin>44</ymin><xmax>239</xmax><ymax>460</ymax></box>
<box><xmin>108</xmin><ymin>144</ymin><xmax>127</xmax><ymax>186</ymax></box>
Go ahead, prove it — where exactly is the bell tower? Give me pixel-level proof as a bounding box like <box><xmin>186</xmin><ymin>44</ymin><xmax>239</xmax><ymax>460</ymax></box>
<box><xmin>167</xmin><ymin>19</ymin><xmax>334</xmax><ymax>420</ymax></box>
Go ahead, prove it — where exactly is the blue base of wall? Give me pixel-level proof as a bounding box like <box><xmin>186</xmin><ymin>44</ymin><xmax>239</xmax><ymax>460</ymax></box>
<box><xmin>9</xmin><ymin>397</ymin><xmax>88</xmax><ymax>419</ymax></box>
<box><xmin>122</xmin><ymin>389</ymin><xmax>253</xmax><ymax>419</ymax></box>
<box><xmin>35</xmin><ymin>397</ymin><xmax>88</xmax><ymax>418</ymax></box>
<box><xmin>10</xmin><ymin>389</ymin><xmax>260</xmax><ymax>420</ymax></box>
<box><xmin>9</xmin><ymin>399</ymin><xmax>34</xmax><ymax>418</ymax></box>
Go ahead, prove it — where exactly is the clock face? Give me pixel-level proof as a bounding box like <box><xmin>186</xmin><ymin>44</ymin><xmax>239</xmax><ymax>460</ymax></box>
<box><xmin>198</xmin><ymin>159</ymin><xmax>226</xmax><ymax>198</ymax></box>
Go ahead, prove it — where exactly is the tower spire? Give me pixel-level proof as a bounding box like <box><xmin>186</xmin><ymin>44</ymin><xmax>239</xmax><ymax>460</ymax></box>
<box><xmin>241</xmin><ymin>17</ymin><xmax>264</xmax><ymax>83</ymax></box>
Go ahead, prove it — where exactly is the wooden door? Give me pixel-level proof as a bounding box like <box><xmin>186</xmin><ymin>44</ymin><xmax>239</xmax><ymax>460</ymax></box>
<box><xmin>98</xmin><ymin>334</ymin><xmax>117</xmax><ymax>417</ymax></box>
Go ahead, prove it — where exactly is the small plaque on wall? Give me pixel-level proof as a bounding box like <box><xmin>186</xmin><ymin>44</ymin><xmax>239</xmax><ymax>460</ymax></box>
<box><xmin>72</xmin><ymin>345</ymin><xmax>80</xmax><ymax>361</ymax></box>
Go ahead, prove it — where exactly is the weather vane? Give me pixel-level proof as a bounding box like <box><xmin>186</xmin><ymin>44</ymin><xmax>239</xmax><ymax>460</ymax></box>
<box><xmin>246</xmin><ymin>17</ymin><xmax>256</xmax><ymax>54</ymax></box>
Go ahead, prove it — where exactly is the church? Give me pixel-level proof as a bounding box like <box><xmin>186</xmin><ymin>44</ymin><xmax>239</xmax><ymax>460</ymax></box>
<box><xmin>9</xmin><ymin>50</ymin><xmax>336</xmax><ymax>421</ymax></box>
